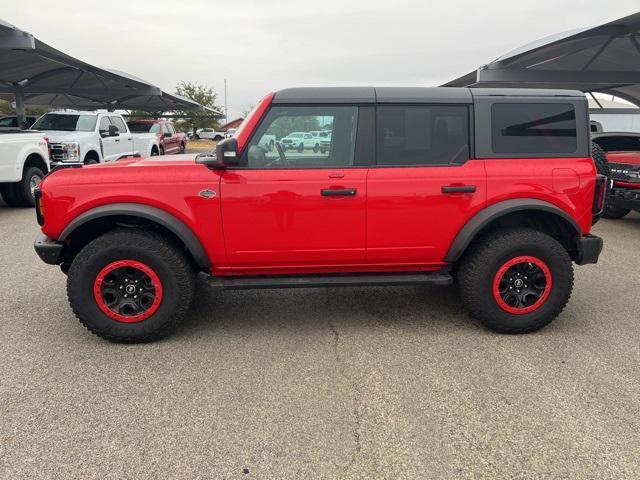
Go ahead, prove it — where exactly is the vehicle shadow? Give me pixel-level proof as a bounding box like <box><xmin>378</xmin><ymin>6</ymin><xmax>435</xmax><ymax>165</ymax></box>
<box><xmin>175</xmin><ymin>282</ymin><xmax>480</xmax><ymax>340</ymax></box>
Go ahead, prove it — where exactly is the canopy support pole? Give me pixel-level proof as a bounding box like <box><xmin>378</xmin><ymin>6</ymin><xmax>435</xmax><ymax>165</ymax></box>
<box><xmin>14</xmin><ymin>87</ymin><xmax>25</xmax><ymax>129</ymax></box>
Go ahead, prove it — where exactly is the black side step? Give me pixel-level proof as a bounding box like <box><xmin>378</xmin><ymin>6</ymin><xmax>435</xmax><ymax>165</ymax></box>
<box><xmin>200</xmin><ymin>272</ymin><xmax>453</xmax><ymax>290</ymax></box>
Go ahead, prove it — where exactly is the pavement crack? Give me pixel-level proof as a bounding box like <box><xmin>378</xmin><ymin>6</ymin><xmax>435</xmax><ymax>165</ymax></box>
<box><xmin>326</xmin><ymin>288</ymin><xmax>362</xmax><ymax>475</ymax></box>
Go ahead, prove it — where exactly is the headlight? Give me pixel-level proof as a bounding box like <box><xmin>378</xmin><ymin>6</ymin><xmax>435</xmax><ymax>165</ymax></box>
<box><xmin>61</xmin><ymin>142</ymin><xmax>80</xmax><ymax>162</ymax></box>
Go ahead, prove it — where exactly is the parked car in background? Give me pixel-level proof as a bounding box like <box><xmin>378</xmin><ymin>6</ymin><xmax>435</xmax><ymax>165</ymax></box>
<box><xmin>127</xmin><ymin>119</ymin><xmax>187</xmax><ymax>155</ymax></box>
<box><xmin>30</xmin><ymin>111</ymin><xmax>159</xmax><ymax>167</ymax></box>
<box><xmin>0</xmin><ymin>130</ymin><xmax>49</xmax><ymax>207</ymax></box>
<box><xmin>280</xmin><ymin>131</ymin><xmax>321</xmax><ymax>152</ymax></box>
<box><xmin>0</xmin><ymin>115</ymin><xmax>39</xmax><ymax>131</ymax></box>
<box><xmin>592</xmin><ymin>132</ymin><xmax>640</xmax><ymax>219</ymax></box>
<box><xmin>225</xmin><ymin>128</ymin><xmax>237</xmax><ymax>138</ymax></box>
<box><xmin>195</xmin><ymin>128</ymin><xmax>225</xmax><ymax>140</ymax></box>
<box><xmin>34</xmin><ymin>87</ymin><xmax>605</xmax><ymax>342</ymax></box>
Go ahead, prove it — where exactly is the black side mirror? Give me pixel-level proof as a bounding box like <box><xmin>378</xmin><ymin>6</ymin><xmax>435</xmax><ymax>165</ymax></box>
<box><xmin>164</xmin><ymin>132</ymin><xmax>172</xmax><ymax>138</ymax></box>
<box><xmin>108</xmin><ymin>125</ymin><xmax>119</xmax><ymax>137</ymax></box>
<box><xmin>195</xmin><ymin>138</ymin><xmax>239</xmax><ymax>168</ymax></box>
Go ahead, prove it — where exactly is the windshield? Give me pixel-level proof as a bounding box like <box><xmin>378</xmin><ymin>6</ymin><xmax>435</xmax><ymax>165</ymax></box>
<box><xmin>31</xmin><ymin>113</ymin><xmax>97</xmax><ymax>132</ymax></box>
<box><xmin>128</xmin><ymin>122</ymin><xmax>160</xmax><ymax>134</ymax></box>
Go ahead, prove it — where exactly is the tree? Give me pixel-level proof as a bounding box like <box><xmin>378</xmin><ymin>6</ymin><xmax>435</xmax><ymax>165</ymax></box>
<box><xmin>0</xmin><ymin>99</ymin><xmax>49</xmax><ymax>117</ymax></box>
<box><xmin>174</xmin><ymin>81</ymin><xmax>223</xmax><ymax>137</ymax></box>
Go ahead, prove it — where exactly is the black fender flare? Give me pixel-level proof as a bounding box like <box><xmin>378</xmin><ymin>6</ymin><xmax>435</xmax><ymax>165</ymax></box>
<box><xmin>59</xmin><ymin>203</ymin><xmax>211</xmax><ymax>268</ymax></box>
<box><xmin>445</xmin><ymin>199</ymin><xmax>582</xmax><ymax>262</ymax></box>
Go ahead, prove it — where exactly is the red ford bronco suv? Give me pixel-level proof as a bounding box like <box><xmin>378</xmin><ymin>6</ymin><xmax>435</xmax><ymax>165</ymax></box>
<box><xmin>34</xmin><ymin>87</ymin><xmax>606</xmax><ymax>343</ymax></box>
<box><xmin>592</xmin><ymin>132</ymin><xmax>640</xmax><ymax>219</ymax></box>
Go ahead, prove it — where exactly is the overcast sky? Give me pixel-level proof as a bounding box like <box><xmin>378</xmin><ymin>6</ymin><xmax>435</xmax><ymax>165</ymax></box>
<box><xmin>3</xmin><ymin>1</ymin><xmax>639</xmax><ymax>118</ymax></box>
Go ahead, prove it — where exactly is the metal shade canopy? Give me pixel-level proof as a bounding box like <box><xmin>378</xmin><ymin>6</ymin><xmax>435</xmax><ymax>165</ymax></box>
<box><xmin>444</xmin><ymin>12</ymin><xmax>640</xmax><ymax>106</ymax></box>
<box><xmin>0</xmin><ymin>19</ymin><xmax>208</xmax><ymax>122</ymax></box>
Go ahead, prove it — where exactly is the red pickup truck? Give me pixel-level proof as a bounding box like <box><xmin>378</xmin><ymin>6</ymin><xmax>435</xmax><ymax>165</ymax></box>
<box><xmin>34</xmin><ymin>87</ymin><xmax>605</xmax><ymax>343</ymax></box>
<box><xmin>127</xmin><ymin>119</ymin><xmax>187</xmax><ymax>155</ymax></box>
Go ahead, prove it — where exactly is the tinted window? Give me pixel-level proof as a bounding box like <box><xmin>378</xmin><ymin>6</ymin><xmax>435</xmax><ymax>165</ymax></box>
<box><xmin>376</xmin><ymin>105</ymin><xmax>469</xmax><ymax>166</ymax></box>
<box><xmin>593</xmin><ymin>136</ymin><xmax>640</xmax><ymax>152</ymax></box>
<box><xmin>31</xmin><ymin>113</ymin><xmax>97</xmax><ymax>132</ymax></box>
<box><xmin>109</xmin><ymin>116</ymin><xmax>128</xmax><ymax>134</ymax></box>
<box><xmin>167</xmin><ymin>123</ymin><xmax>175</xmax><ymax>134</ymax></box>
<box><xmin>245</xmin><ymin>106</ymin><xmax>358</xmax><ymax>168</ymax></box>
<box><xmin>492</xmin><ymin>103</ymin><xmax>577</xmax><ymax>154</ymax></box>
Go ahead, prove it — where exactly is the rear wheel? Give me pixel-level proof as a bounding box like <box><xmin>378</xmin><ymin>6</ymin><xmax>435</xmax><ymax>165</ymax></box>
<box><xmin>179</xmin><ymin>143</ymin><xmax>186</xmax><ymax>154</ymax></box>
<box><xmin>601</xmin><ymin>205</ymin><xmax>630</xmax><ymax>219</ymax></box>
<box><xmin>67</xmin><ymin>230</ymin><xmax>195</xmax><ymax>343</ymax></box>
<box><xmin>457</xmin><ymin>228</ymin><xmax>573</xmax><ymax>334</ymax></box>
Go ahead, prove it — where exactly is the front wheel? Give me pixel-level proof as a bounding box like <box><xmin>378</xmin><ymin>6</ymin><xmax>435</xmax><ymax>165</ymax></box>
<box><xmin>67</xmin><ymin>230</ymin><xmax>195</xmax><ymax>343</ymax></box>
<box><xmin>9</xmin><ymin>166</ymin><xmax>45</xmax><ymax>207</ymax></box>
<box><xmin>297</xmin><ymin>143</ymin><xmax>304</xmax><ymax>153</ymax></box>
<box><xmin>457</xmin><ymin>228</ymin><xmax>574</xmax><ymax>334</ymax></box>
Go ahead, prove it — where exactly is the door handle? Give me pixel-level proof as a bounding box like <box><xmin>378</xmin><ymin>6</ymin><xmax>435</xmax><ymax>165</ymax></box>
<box><xmin>115</xmin><ymin>139</ymin><xmax>120</xmax><ymax>142</ymax></box>
<box><xmin>321</xmin><ymin>188</ymin><xmax>357</xmax><ymax>196</ymax></box>
<box><xmin>441</xmin><ymin>185</ymin><xmax>476</xmax><ymax>194</ymax></box>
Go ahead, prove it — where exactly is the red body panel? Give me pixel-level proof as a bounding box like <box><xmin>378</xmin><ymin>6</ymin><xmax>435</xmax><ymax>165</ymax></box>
<box><xmin>367</xmin><ymin>160</ymin><xmax>487</xmax><ymax>268</ymax></box>
<box><xmin>40</xmin><ymin>158</ymin><xmax>227</xmax><ymax>268</ymax></box>
<box><xmin>484</xmin><ymin>157</ymin><xmax>596</xmax><ymax>235</ymax></box>
<box><xmin>607</xmin><ymin>152</ymin><xmax>640</xmax><ymax>165</ymax></box>
<box><xmin>218</xmin><ymin>168</ymin><xmax>367</xmax><ymax>273</ymax></box>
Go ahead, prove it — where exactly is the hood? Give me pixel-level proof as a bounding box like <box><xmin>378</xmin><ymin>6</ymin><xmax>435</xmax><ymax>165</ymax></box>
<box><xmin>36</xmin><ymin>130</ymin><xmax>96</xmax><ymax>142</ymax></box>
<box><xmin>41</xmin><ymin>153</ymin><xmax>205</xmax><ymax>191</ymax></box>
<box><xmin>607</xmin><ymin>152</ymin><xmax>640</xmax><ymax>166</ymax></box>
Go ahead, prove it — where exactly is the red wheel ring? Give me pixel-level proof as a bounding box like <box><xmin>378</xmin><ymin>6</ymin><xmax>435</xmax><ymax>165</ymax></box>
<box><xmin>93</xmin><ymin>260</ymin><xmax>163</xmax><ymax>323</ymax></box>
<box><xmin>492</xmin><ymin>256</ymin><xmax>552</xmax><ymax>315</ymax></box>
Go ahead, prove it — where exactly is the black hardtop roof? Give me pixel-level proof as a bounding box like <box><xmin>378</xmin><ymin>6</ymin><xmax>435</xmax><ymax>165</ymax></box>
<box><xmin>273</xmin><ymin>87</ymin><xmax>585</xmax><ymax>104</ymax></box>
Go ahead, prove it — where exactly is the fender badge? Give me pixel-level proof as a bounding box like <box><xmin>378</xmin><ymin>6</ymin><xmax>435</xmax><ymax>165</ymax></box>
<box><xmin>199</xmin><ymin>189</ymin><xmax>217</xmax><ymax>199</ymax></box>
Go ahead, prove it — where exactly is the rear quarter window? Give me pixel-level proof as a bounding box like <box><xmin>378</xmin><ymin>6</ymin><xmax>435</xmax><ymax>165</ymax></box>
<box><xmin>491</xmin><ymin>103</ymin><xmax>577</xmax><ymax>154</ymax></box>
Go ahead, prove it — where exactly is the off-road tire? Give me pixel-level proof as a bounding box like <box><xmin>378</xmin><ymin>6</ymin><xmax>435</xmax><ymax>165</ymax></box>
<box><xmin>297</xmin><ymin>143</ymin><xmax>304</xmax><ymax>153</ymax></box>
<box><xmin>179</xmin><ymin>143</ymin><xmax>186</xmax><ymax>154</ymax></box>
<box><xmin>457</xmin><ymin>228</ymin><xmax>574</xmax><ymax>334</ymax></box>
<box><xmin>591</xmin><ymin>141</ymin><xmax>610</xmax><ymax>176</ymax></box>
<box><xmin>67</xmin><ymin>229</ymin><xmax>195</xmax><ymax>343</ymax></box>
<box><xmin>601</xmin><ymin>205</ymin><xmax>630</xmax><ymax>219</ymax></box>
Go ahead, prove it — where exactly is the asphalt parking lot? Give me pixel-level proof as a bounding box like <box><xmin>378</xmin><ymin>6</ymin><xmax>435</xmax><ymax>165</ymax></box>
<box><xmin>1</xmin><ymin>202</ymin><xmax>639</xmax><ymax>479</ymax></box>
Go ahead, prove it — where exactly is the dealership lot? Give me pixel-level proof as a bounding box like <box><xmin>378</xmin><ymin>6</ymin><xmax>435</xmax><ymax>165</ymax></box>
<box><xmin>1</xmin><ymin>202</ymin><xmax>639</xmax><ymax>479</ymax></box>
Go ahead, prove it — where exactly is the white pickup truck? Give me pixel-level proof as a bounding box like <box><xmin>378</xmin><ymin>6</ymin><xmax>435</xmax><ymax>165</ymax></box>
<box><xmin>29</xmin><ymin>111</ymin><xmax>159</xmax><ymax>167</ymax></box>
<box><xmin>0</xmin><ymin>131</ymin><xmax>49</xmax><ymax>207</ymax></box>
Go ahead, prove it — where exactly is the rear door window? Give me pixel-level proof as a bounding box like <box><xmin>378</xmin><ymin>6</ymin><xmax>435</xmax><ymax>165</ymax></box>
<box><xmin>376</xmin><ymin>105</ymin><xmax>469</xmax><ymax>166</ymax></box>
<box><xmin>491</xmin><ymin>103</ymin><xmax>577</xmax><ymax>154</ymax></box>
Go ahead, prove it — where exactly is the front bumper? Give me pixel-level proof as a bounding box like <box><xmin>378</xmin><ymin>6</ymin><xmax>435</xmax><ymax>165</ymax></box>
<box><xmin>575</xmin><ymin>234</ymin><xmax>603</xmax><ymax>266</ymax></box>
<box><xmin>607</xmin><ymin>183</ymin><xmax>640</xmax><ymax>211</ymax></box>
<box><xmin>34</xmin><ymin>233</ymin><xmax>63</xmax><ymax>265</ymax></box>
